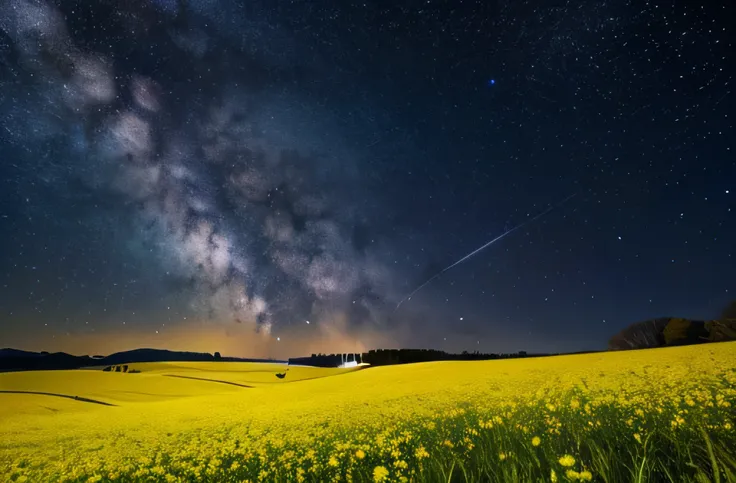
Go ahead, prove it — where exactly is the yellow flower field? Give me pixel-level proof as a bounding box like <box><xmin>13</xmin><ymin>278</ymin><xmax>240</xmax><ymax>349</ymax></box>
<box><xmin>1</xmin><ymin>342</ymin><xmax>735</xmax><ymax>482</ymax></box>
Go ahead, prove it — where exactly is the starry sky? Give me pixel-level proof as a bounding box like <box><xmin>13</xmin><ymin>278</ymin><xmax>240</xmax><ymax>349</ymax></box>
<box><xmin>0</xmin><ymin>0</ymin><xmax>733</xmax><ymax>358</ymax></box>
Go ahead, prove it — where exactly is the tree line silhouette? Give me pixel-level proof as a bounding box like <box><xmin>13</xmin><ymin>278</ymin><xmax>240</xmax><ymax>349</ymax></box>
<box><xmin>608</xmin><ymin>300</ymin><xmax>736</xmax><ymax>350</ymax></box>
<box><xmin>290</xmin><ymin>349</ymin><xmax>541</xmax><ymax>367</ymax></box>
<box><xmin>361</xmin><ymin>348</ymin><xmax>537</xmax><ymax>366</ymax></box>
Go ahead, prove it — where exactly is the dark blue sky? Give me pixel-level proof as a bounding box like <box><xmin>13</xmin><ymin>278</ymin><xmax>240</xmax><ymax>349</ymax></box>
<box><xmin>0</xmin><ymin>0</ymin><xmax>733</xmax><ymax>357</ymax></box>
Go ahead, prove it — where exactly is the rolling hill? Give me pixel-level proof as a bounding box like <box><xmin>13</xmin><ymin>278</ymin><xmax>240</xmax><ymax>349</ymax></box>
<box><xmin>1</xmin><ymin>342</ymin><xmax>735</xmax><ymax>482</ymax></box>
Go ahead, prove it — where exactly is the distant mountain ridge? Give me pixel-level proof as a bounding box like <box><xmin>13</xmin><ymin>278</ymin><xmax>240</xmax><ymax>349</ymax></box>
<box><xmin>0</xmin><ymin>348</ymin><xmax>285</xmax><ymax>372</ymax></box>
<box><xmin>0</xmin><ymin>348</ymin><xmax>45</xmax><ymax>358</ymax></box>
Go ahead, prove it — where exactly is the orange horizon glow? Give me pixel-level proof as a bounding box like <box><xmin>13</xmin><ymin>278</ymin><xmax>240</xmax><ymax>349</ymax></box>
<box><xmin>0</xmin><ymin>315</ymin><xmax>411</xmax><ymax>359</ymax></box>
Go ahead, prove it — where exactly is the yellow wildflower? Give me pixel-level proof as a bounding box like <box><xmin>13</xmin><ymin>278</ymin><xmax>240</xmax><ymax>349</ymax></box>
<box><xmin>415</xmin><ymin>446</ymin><xmax>429</xmax><ymax>459</ymax></box>
<box><xmin>531</xmin><ymin>436</ymin><xmax>541</xmax><ymax>447</ymax></box>
<box><xmin>373</xmin><ymin>466</ymin><xmax>389</xmax><ymax>483</ymax></box>
<box><xmin>559</xmin><ymin>455</ymin><xmax>576</xmax><ymax>467</ymax></box>
<box><xmin>355</xmin><ymin>449</ymin><xmax>366</xmax><ymax>460</ymax></box>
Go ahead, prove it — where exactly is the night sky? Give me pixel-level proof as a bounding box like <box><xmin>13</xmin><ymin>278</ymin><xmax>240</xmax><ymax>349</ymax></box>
<box><xmin>0</xmin><ymin>0</ymin><xmax>733</xmax><ymax>358</ymax></box>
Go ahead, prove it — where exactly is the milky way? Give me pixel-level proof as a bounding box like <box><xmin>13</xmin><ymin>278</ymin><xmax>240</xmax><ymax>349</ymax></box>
<box><xmin>0</xmin><ymin>0</ymin><xmax>396</xmax><ymax>347</ymax></box>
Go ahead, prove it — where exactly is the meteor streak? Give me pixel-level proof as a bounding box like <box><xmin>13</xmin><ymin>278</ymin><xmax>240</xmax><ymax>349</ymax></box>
<box><xmin>395</xmin><ymin>193</ymin><xmax>577</xmax><ymax>310</ymax></box>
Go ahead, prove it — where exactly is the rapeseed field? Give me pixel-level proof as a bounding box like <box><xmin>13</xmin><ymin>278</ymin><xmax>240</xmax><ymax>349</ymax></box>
<box><xmin>1</xmin><ymin>342</ymin><xmax>735</xmax><ymax>482</ymax></box>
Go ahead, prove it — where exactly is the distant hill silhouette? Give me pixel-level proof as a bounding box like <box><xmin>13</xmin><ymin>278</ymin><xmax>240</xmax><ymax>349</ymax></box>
<box><xmin>102</xmin><ymin>348</ymin><xmax>216</xmax><ymax>365</ymax></box>
<box><xmin>0</xmin><ymin>351</ymin><xmax>93</xmax><ymax>372</ymax></box>
<box><xmin>0</xmin><ymin>348</ymin><xmax>285</xmax><ymax>372</ymax></box>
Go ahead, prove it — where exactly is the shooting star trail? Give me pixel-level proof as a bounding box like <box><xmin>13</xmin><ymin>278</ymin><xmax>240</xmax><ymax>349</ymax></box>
<box><xmin>395</xmin><ymin>193</ymin><xmax>578</xmax><ymax>310</ymax></box>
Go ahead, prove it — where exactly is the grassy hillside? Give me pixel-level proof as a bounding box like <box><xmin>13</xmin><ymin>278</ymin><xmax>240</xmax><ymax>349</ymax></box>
<box><xmin>125</xmin><ymin>361</ymin><xmax>363</xmax><ymax>385</ymax></box>
<box><xmin>1</xmin><ymin>343</ymin><xmax>735</xmax><ymax>482</ymax></box>
<box><xmin>0</xmin><ymin>362</ymin><xmax>360</xmax><ymax>414</ymax></box>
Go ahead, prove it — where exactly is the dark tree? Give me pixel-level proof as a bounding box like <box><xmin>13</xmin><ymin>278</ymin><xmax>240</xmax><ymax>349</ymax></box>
<box><xmin>214</xmin><ymin>352</ymin><xmax>221</xmax><ymax>361</ymax></box>
<box><xmin>608</xmin><ymin>318</ymin><xmax>669</xmax><ymax>350</ymax></box>
<box><xmin>663</xmin><ymin>318</ymin><xmax>708</xmax><ymax>346</ymax></box>
<box><xmin>705</xmin><ymin>319</ymin><xmax>736</xmax><ymax>342</ymax></box>
<box><xmin>720</xmin><ymin>300</ymin><xmax>736</xmax><ymax>320</ymax></box>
